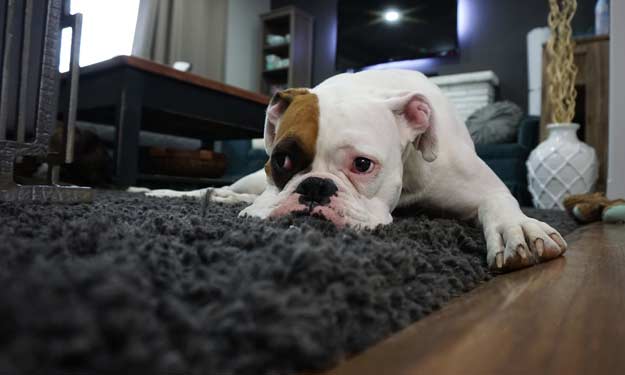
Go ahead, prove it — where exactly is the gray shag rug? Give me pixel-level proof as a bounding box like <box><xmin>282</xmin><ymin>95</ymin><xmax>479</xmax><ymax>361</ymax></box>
<box><xmin>0</xmin><ymin>191</ymin><xmax>578</xmax><ymax>374</ymax></box>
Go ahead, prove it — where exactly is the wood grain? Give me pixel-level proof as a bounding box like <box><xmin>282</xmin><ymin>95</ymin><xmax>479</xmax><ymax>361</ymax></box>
<box><xmin>74</xmin><ymin>55</ymin><xmax>270</xmax><ymax>105</ymax></box>
<box><xmin>540</xmin><ymin>36</ymin><xmax>610</xmax><ymax>191</ymax></box>
<box><xmin>323</xmin><ymin>223</ymin><xmax>625</xmax><ymax>375</ymax></box>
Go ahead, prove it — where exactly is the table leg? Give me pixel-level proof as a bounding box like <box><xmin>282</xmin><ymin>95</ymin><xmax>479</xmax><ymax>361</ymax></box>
<box><xmin>114</xmin><ymin>79</ymin><xmax>143</xmax><ymax>187</ymax></box>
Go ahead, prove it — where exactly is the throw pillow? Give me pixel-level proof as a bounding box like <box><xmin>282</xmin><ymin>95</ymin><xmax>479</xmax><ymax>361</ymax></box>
<box><xmin>465</xmin><ymin>101</ymin><xmax>523</xmax><ymax>145</ymax></box>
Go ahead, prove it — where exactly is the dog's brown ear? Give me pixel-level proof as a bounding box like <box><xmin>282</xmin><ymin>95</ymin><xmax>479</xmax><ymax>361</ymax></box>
<box><xmin>264</xmin><ymin>88</ymin><xmax>310</xmax><ymax>153</ymax></box>
<box><xmin>386</xmin><ymin>93</ymin><xmax>438</xmax><ymax>162</ymax></box>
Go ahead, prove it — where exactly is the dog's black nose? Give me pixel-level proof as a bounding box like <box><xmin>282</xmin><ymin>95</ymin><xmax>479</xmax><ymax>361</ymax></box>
<box><xmin>295</xmin><ymin>177</ymin><xmax>338</xmax><ymax>206</ymax></box>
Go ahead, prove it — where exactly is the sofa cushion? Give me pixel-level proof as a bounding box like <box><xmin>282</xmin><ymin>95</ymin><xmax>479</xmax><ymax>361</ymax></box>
<box><xmin>475</xmin><ymin>143</ymin><xmax>528</xmax><ymax>159</ymax></box>
<box><xmin>466</xmin><ymin>101</ymin><xmax>523</xmax><ymax>145</ymax></box>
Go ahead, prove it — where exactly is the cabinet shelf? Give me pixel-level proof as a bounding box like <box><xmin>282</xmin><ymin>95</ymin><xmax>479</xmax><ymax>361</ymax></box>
<box><xmin>263</xmin><ymin>67</ymin><xmax>289</xmax><ymax>76</ymax></box>
<box><xmin>263</xmin><ymin>43</ymin><xmax>290</xmax><ymax>52</ymax></box>
<box><xmin>259</xmin><ymin>6</ymin><xmax>312</xmax><ymax>96</ymax></box>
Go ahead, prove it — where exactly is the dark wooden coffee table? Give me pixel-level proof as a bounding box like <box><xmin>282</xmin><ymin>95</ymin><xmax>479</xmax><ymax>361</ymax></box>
<box><xmin>59</xmin><ymin>55</ymin><xmax>269</xmax><ymax>187</ymax></box>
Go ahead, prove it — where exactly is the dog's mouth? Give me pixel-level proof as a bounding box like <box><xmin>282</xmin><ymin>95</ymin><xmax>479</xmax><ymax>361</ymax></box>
<box><xmin>291</xmin><ymin>208</ymin><xmax>329</xmax><ymax>221</ymax></box>
<box><xmin>297</xmin><ymin>204</ymin><xmax>347</xmax><ymax>228</ymax></box>
<box><xmin>271</xmin><ymin>198</ymin><xmax>347</xmax><ymax>228</ymax></box>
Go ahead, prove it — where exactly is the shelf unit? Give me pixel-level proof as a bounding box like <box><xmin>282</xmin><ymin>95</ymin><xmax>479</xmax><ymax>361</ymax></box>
<box><xmin>259</xmin><ymin>6</ymin><xmax>313</xmax><ymax>96</ymax></box>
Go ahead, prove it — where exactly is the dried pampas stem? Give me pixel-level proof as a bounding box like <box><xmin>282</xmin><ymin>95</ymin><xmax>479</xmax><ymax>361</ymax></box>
<box><xmin>546</xmin><ymin>0</ymin><xmax>578</xmax><ymax>124</ymax></box>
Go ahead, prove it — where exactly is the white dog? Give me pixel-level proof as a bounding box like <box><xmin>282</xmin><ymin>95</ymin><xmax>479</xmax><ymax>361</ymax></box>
<box><xmin>142</xmin><ymin>70</ymin><xmax>567</xmax><ymax>271</ymax></box>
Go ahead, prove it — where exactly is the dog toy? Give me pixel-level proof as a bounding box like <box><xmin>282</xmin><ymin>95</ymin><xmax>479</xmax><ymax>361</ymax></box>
<box><xmin>563</xmin><ymin>192</ymin><xmax>625</xmax><ymax>224</ymax></box>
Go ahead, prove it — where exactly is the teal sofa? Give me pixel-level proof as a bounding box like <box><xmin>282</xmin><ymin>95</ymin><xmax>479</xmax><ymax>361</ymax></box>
<box><xmin>475</xmin><ymin>116</ymin><xmax>539</xmax><ymax>207</ymax></box>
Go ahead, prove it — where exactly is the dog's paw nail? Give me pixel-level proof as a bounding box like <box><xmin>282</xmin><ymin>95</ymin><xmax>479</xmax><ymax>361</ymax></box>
<box><xmin>550</xmin><ymin>233</ymin><xmax>566</xmax><ymax>250</ymax></box>
<box><xmin>535</xmin><ymin>238</ymin><xmax>544</xmax><ymax>257</ymax></box>
<box><xmin>496</xmin><ymin>252</ymin><xmax>504</xmax><ymax>269</ymax></box>
<box><xmin>517</xmin><ymin>244</ymin><xmax>528</xmax><ymax>260</ymax></box>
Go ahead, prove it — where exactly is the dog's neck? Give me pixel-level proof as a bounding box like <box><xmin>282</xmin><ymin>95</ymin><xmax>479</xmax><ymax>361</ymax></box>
<box><xmin>400</xmin><ymin>143</ymin><xmax>434</xmax><ymax>198</ymax></box>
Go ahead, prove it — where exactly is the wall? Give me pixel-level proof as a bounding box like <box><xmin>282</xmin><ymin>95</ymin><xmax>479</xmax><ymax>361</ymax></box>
<box><xmin>223</xmin><ymin>0</ymin><xmax>271</xmax><ymax>159</ymax></box>
<box><xmin>607</xmin><ymin>0</ymin><xmax>625</xmax><ymax>199</ymax></box>
<box><xmin>271</xmin><ymin>0</ymin><xmax>595</xmax><ymax>112</ymax></box>
<box><xmin>224</xmin><ymin>0</ymin><xmax>271</xmax><ymax>91</ymax></box>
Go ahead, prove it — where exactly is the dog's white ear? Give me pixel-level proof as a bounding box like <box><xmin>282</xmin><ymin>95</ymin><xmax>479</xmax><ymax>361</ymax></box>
<box><xmin>264</xmin><ymin>88</ymin><xmax>309</xmax><ymax>154</ymax></box>
<box><xmin>386</xmin><ymin>93</ymin><xmax>438</xmax><ymax>162</ymax></box>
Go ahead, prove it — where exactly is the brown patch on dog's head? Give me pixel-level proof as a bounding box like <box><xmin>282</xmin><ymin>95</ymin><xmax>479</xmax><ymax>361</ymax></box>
<box><xmin>264</xmin><ymin>88</ymin><xmax>319</xmax><ymax>189</ymax></box>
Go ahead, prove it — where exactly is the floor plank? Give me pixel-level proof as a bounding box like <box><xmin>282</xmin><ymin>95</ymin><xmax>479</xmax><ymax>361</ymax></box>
<box><xmin>324</xmin><ymin>223</ymin><xmax>625</xmax><ymax>375</ymax></box>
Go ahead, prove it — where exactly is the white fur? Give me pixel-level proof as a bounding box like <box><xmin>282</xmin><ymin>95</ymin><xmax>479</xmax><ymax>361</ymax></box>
<box><xmin>133</xmin><ymin>70</ymin><xmax>567</xmax><ymax>271</ymax></box>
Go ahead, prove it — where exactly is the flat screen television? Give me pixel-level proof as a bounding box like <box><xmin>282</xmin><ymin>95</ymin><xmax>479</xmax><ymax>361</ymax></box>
<box><xmin>336</xmin><ymin>0</ymin><xmax>458</xmax><ymax>70</ymax></box>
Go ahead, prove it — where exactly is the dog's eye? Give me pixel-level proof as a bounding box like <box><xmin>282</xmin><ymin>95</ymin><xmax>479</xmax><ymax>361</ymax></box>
<box><xmin>273</xmin><ymin>153</ymin><xmax>293</xmax><ymax>171</ymax></box>
<box><xmin>352</xmin><ymin>157</ymin><xmax>374</xmax><ymax>174</ymax></box>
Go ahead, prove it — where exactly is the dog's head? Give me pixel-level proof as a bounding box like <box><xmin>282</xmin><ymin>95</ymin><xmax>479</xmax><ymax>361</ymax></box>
<box><xmin>241</xmin><ymin>84</ymin><xmax>440</xmax><ymax>229</ymax></box>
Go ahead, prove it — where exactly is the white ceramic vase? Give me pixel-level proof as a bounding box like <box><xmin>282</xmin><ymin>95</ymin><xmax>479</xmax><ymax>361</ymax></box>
<box><xmin>527</xmin><ymin>123</ymin><xmax>598</xmax><ymax>209</ymax></box>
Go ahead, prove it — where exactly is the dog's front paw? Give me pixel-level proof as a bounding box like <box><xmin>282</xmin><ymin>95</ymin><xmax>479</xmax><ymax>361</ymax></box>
<box><xmin>145</xmin><ymin>189</ymin><xmax>196</xmax><ymax>198</ymax></box>
<box><xmin>127</xmin><ymin>186</ymin><xmax>151</xmax><ymax>194</ymax></box>
<box><xmin>485</xmin><ymin>217</ymin><xmax>567</xmax><ymax>272</ymax></box>
<box><xmin>209</xmin><ymin>188</ymin><xmax>257</xmax><ymax>204</ymax></box>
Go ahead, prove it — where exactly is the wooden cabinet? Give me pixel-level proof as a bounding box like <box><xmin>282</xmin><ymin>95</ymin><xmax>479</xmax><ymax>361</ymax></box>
<box><xmin>541</xmin><ymin>35</ymin><xmax>610</xmax><ymax>191</ymax></box>
<box><xmin>259</xmin><ymin>6</ymin><xmax>313</xmax><ymax>96</ymax></box>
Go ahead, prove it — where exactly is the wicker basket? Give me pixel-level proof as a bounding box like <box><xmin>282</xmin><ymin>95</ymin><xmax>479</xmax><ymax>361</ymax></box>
<box><xmin>143</xmin><ymin>148</ymin><xmax>227</xmax><ymax>178</ymax></box>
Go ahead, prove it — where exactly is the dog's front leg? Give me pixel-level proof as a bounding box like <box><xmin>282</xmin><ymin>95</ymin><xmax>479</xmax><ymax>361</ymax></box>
<box><xmin>132</xmin><ymin>169</ymin><xmax>266</xmax><ymax>204</ymax></box>
<box><xmin>478</xmin><ymin>192</ymin><xmax>567</xmax><ymax>271</ymax></box>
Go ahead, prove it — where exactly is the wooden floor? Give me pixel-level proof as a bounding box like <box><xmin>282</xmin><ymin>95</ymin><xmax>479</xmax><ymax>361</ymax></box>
<box><xmin>324</xmin><ymin>223</ymin><xmax>625</xmax><ymax>375</ymax></box>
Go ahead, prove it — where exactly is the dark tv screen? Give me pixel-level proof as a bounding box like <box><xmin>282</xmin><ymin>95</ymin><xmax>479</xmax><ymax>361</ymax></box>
<box><xmin>336</xmin><ymin>0</ymin><xmax>458</xmax><ymax>70</ymax></box>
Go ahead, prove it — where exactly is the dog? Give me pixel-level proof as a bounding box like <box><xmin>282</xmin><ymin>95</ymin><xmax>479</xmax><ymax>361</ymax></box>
<box><xmin>142</xmin><ymin>69</ymin><xmax>567</xmax><ymax>271</ymax></box>
<box><xmin>15</xmin><ymin>124</ymin><xmax>113</xmax><ymax>187</ymax></box>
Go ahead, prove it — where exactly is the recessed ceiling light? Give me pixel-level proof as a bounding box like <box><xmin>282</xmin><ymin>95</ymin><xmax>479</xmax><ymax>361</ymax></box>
<box><xmin>383</xmin><ymin>9</ymin><xmax>401</xmax><ymax>23</ymax></box>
